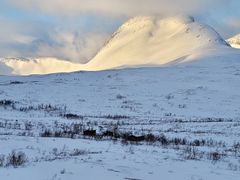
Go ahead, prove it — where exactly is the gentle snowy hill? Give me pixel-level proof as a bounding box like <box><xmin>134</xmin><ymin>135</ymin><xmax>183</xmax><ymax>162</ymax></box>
<box><xmin>0</xmin><ymin>57</ymin><xmax>84</xmax><ymax>75</ymax></box>
<box><xmin>227</xmin><ymin>34</ymin><xmax>240</xmax><ymax>48</ymax></box>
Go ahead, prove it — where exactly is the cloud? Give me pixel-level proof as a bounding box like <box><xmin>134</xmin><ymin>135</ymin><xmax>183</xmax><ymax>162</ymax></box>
<box><xmin>6</xmin><ymin>0</ymin><xmax>231</xmax><ymax>17</ymax></box>
<box><xmin>0</xmin><ymin>20</ymin><xmax>109</xmax><ymax>62</ymax></box>
<box><xmin>209</xmin><ymin>18</ymin><xmax>240</xmax><ymax>39</ymax></box>
<box><xmin>225</xmin><ymin>18</ymin><xmax>240</xmax><ymax>36</ymax></box>
<box><xmin>0</xmin><ymin>14</ymin><xmax>114</xmax><ymax>62</ymax></box>
<box><xmin>32</xmin><ymin>30</ymin><xmax>109</xmax><ymax>63</ymax></box>
<box><xmin>0</xmin><ymin>17</ymin><xmax>35</xmax><ymax>45</ymax></box>
<box><xmin>0</xmin><ymin>17</ymin><xmax>37</xmax><ymax>57</ymax></box>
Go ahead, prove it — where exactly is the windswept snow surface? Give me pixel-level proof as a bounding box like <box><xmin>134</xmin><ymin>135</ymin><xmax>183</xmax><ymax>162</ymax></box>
<box><xmin>228</xmin><ymin>34</ymin><xmax>240</xmax><ymax>49</ymax></box>
<box><xmin>1</xmin><ymin>51</ymin><xmax>240</xmax><ymax>179</ymax></box>
<box><xmin>0</xmin><ymin>15</ymin><xmax>235</xmax><ymax>75</ymax></box>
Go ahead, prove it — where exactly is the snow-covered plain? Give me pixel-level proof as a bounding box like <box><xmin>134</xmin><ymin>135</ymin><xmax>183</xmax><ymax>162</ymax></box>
<box><xmin>1</xmin><ymin>53</ymin><xmax>240</xmax><ymax>179</ymax></box>
<box><xmin>0</xmin><ymin>15</ymin><xmax>240</xmax><ymax>180</ymax></box>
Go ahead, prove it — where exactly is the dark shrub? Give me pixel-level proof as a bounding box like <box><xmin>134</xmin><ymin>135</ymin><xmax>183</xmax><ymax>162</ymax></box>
<box><xmin>0</xmin><ymin>155</ymin><xmax>5</xmax><ymax>167</ymax></box>
<box><xmin>0</xmin><ymin>100</ymin><xmax>15</xmax><ymax>109</ymax></box>
<box><xmin>122</xmin><ymin>133</ymin><xmax>145</xmax><ymax>142</ymax></box>
<box><xmin>41</xmin><ymin>129</ymin><xmax>52</xmax><ymax>137</ymax></box>
<box><xmin>103</xmin><ymin>130</ymin><xmax>114</xmax><ymax>137</ymax></box>
<box><xmin>116</xmin><ymin>94</ymin><xmax>126</xmax><ymax>99</ymax></box>
<box><xmin>83</xmin><ymin>130</ymin><xmax>96</xmax><ymax>136</ymax></box>
<box><xmin>63</xmin><ymin>113</ymin><xmax>83</xmax><ymax>119</ymax></box>
<box><xmin>172</xmin><ymin>138</ymin><xmax>185</xmax><ymax>145</ymax></box>
<box><xmin>145</xmin><ymin>134</ymin><xmax>156</xmax><ymax>142</ymax></box>
<box><xmin>0</xmin><ymin>100</ymin><xmax>14</xmax><ymax>106</ymax></box>
<box><xmin>72</xmin><ymin>124</ymin><xmax>82</xmax><ymax>134</ymax></box>
<box><xmin>6</xmin><ymin>151</ymin><xmax>27</xmax><ymax>167</ymax></box>
<box><xmin>10</xmin><ymin>81</ymin><xmax>24</xmax><ymax>85</ymax></box>
<box><xmin>183</xmin><ymin>146</ymin><xmax>203</xmax><ymax>160</ymax></box>
<box><xmin>192</xmin><ymin>140</ymin><xmax>201</xmax><ymax>146</ymax></box>
<box><xmin>233</xmin><ymin>142</ymin><xmax>240</xmax><ymax>156</ymax></box>
<box><xmin>208</xmin><ymin>152</ymin><xmax>223</xmax><ymax>161</ymax></box>
<box><xmin>103</xmin><ymin>115</ymin><xmax>129</xmax><ymax>120</ymax></box>
<box><xmin>70</xmin><ymin>149</ymin><xmax>86</xmax><ymax>156</ymax></box>
<box><xmin>158</xmin><ymin>134</ymin><xmax>169</xmax><ymax>145</ymax></box>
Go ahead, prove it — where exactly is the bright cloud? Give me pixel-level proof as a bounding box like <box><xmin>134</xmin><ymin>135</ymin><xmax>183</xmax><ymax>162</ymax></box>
<box><xmin>6</xmin><ymin>0</ymin><xmax>232</xmax><ymax>17</ymax></box>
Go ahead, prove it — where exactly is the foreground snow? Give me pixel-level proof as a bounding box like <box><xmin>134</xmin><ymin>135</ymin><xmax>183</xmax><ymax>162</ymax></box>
<box><xmin>0</xmin><ymin>53</ymin><xmax>240</xmax><ymax>179</ymax></box>
<box><xmin>1</xmin><ymin>136</ymin><xmax>239</xmax><ymax>180</ymax></box>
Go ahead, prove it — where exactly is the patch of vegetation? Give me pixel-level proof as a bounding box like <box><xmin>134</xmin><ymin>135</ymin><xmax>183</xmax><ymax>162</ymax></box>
<box><xmin>40</xmin><ymin>123</ymin><xmax>83</xmax><ymax>138</ymax></box>
<box><xmin>4</xmin><ymin>151</ymin><xmax>28</xmax><ymax>168</ymax></box>
<box><xmin>102</xmin><ymin>115</ymin><xmax>129</xmax><ymax>120</ymax></box>
<box><xmin>0</xmin><ymin>100</ymin><xmax>16</xmax><ymax>109</ymax></box>
<box><xmin>165</xmin><ymin>94</ymin><xmax>174</xmax><ymax>100</ymax></box>
<box><xmin>0</xmin><ymin>155</ymin><xmax>5</xmax><ymax>167</ymax></box>
<box><xmin>183</xmin><ymin>146</ymin><xmax>204</xmax><ymax>160</ymax></box>
<box><xmin>19</xmin><ymin>104</ymin><xmax>65</xmax><ymax>113</ymax></box>
<box><xmin>116</xmin><ymin>94</ymin><xmax>126</xmax><ymax>100</ymax></box>
<box><xmin>83</xmin><ymin>129</ymin><xmax>96</xmax><ymax>137</ymax></box>
<box><xmin>232</xmin><ymin>142</ymin><xmax>240</xmax><ymax>156</ymax></box>
<box><xmin>207</xmin><ymin>151</ymin><xmax>225</xmax><ymax>162</ymax></box>
<box><xmin>62</xmin><ymin>113</ymin><xmax>83</xmax><ymax>120</ymax></box>
<box><xmin>10</xmin><ymin>81</ymin><xmax>24</xmax><ymax>85</ymax></box>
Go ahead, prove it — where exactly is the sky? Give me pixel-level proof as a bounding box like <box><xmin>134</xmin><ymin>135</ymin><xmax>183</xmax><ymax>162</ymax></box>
<box><xmin>0</xmin><ymin>0</ymin><xmax>240</xmax><ymax>63</ymax></box>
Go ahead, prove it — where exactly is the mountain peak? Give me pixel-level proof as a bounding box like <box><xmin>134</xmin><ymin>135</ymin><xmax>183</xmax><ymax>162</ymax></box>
<box><xmin>86</xmin><ymin>15</ymin><xmax>228</xmax><ymax>70</ymax></box>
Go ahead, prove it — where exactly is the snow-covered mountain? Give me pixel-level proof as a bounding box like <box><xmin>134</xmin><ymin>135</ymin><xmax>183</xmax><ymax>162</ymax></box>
<box><xmin>0</xmin><ymin>15</ymin><xmax>239</xmax><ymax>75</ymax></box>
<box><xmin>227</xmin><ymin>34</ymin><xmax>240</xmax><ymax>48</ymax></box>
<box><xmin>85</xmin><ymin>15</ymin><xmax>229</xmax><ymax>70</ymax></box>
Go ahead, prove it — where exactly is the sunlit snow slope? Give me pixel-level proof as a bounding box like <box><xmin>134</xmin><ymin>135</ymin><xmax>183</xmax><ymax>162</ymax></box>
<box><xmin>0</xmin><ymin>57</ymin><xmax>84</xmax><ymax>75</ymax></box>
<box><xmin>85</xmin><ymin>15</ymin><xmax>229</xmax><ymax>70</ymax></box>
<box><xmin>227</xmin><ymin>34</ymin><xmax>240</xmax><ymax>49</ymax></box>
<box><xmin>0</xmin><ymin>15</ymin><xmax>239</xmax><ymax>75</ymax></box>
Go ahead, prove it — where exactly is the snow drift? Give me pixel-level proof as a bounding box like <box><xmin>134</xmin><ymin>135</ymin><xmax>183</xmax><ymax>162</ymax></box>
<box><xmin>0</xmin><ymin>15</ymin><xmax>239</xmax><ymax>75</ymax></box>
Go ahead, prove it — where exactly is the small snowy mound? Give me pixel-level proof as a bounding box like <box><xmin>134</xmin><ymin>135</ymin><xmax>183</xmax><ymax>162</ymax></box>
<box><xmin>85</xmin><ymin>15</ymin><xmax>228</xmax><ymax>70</ymax></box>
<box><xmin>0</xmin><ymin>57</ymin><xmax>83</xmax><ymax>75</ymax></box>
<box><xmin>227</xmin><ymin>34</ymin><xmax>240</xmax><ymax>48</ymax></box>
